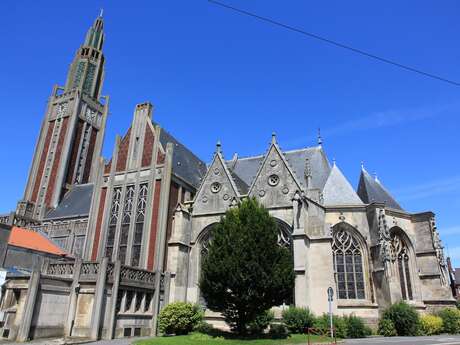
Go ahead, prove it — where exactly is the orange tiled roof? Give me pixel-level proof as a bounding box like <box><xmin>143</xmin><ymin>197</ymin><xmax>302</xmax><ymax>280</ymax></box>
<box><xmin>8</xmin><ymin>227</ymin><xmax>66</xmax><ymax>256</ymax></box>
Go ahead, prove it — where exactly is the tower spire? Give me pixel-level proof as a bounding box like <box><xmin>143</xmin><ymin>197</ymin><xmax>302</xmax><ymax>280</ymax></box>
<box><xmin>64</xmin><ymin>14</ymin><xmax>106</xmax><ymax>99</ymax></box>
<box><xmin>317</xmin><ymin>128</ymin><xmax>323</xmax><ymax>147</ymax></box>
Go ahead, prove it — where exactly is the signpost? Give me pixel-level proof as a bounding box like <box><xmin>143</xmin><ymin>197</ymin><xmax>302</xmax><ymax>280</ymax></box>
<box><xmin>327</xmin><ymin>287</ymin><xmax>334</xmax><ymax>339</ymax></box>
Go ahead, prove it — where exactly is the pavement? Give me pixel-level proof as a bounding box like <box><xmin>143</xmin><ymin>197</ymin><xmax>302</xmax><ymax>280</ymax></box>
<box><xmin>344</xmin><ymin>335</ymin><xmax>460</xmax><ymax>345</ymax></box>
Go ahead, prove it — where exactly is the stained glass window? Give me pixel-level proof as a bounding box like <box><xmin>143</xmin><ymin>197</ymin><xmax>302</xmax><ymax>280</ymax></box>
<box><xmin>332</xmin><ymin>227</ymin><xmax>366</xmax><ymax>299</ymax></box>
<box><xmin>119</xmin><ymin>185</ymin><xmax>135</xmax><ymax>264</ymax></box>
<box><xmin>105</xmin><ymin>187</ymin><xmax>122</xmax><ymax>259</ymax></box>
<box><xmin>132</xmin><ymin>184</ymin><xmax>148</xmax><ymax>267</ymax></box>
<box><xmin>391</xmin><ymin>233</ymin><xmax>413</xmax><ymax>300</ymax></box>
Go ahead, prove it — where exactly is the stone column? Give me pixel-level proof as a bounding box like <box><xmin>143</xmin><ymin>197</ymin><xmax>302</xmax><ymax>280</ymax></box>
<box><xmin>17</xmin><ymin>270</ymin><xmax>41</xmax><ymax>342</ymax></box>
<box><xmin>150</xmin><ymin>270</ymin><xmax>161</xmax><ymax>336</ymax></box>
<box><xmin>90</xmin><ymin>258</ymin><xmax>108</xmax><ymax>340</ymax></box>
<box><xmin>107</xmin><ymin>260</ymin><xmax>121</xmax><ymax>339</ymax></box>
<box><xmin>65</xmin><ymin>259</ymin><xmax>82</xmax><ymax>337</ymax></box>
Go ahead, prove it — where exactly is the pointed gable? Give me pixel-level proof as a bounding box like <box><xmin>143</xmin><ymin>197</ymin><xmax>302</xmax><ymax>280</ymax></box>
<box><xmin>357</xmin><ymin>168</ymin><xmax>403</xmax><ymax>210</ymax></box>
<box><xmin>192</xmin><ymin>148</ymin><xmax>240</xmax><ymax>215</ymax></box>
<box><xmin>248</xmin><ymin>139</ymin><xmax>302</xmax><ymax>208</ymax></box>
<box><xmin>322</xmin><ymin>164</ymin><xmax>363</xmax><ymax>206</ymax></box>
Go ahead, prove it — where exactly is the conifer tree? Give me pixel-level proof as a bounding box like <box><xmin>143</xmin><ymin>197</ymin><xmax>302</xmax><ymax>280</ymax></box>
<box><xmin>199</xmin><ymin>198</ymin><xmax>295</xmax><ymax>334</ymax></box>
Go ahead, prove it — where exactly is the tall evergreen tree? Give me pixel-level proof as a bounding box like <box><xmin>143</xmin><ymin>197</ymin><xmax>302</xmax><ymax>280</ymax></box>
<box><xmin>199</xmin><ymin>198</ymin><xmax>295</xmax><ymax>334</ymax></box>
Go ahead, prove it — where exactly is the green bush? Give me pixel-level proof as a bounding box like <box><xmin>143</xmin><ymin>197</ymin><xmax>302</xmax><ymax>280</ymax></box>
<box><xmin>380</xmin><ymin>301</ymin><xmax>420</xmax><ymax>336</ymax></box>
<box><xmin>248</xmin><ymin>310</ymin><xmax>275</xmax><ymax>334</ymax></box>
<box><xmin>269</xmin><ymin>323</ymin><xmax>290</xmax><ymax>338</ymax></box>
<box><xmin>158</xmin><ymin>302</ymin><xmax>203</xmax><ymax>335</ymax></box>
<box><xmin>344</xmin><ymin>315</ymin><xmax>370</xmax><ymax>338</ymax></box>
<box><xmin>281</xmin><ymin>306</ymin><xmax>315</xmax><ymax>334</ymax></box>
<box><xmin>193</xmin><ymin>321</ymin><xmax>214</xmax><ymax>334</ymax></box>
<box><xmin>314</xmin><ymin>314</ymin><xmax>347</xmax><ymax>339</ymax></box>
<box><xmin>378</xmin><ymin>318</ymin><xmax>397</xmax><ymax>337</ymax></box>
<box><xmin>420</xmin><ymin>314</ymin><xmax>443</xmax><ymax>335</ymax></box>
<box><xmin>438</xmin><ymin>308</ymin><xmax>460</xmax><ymax>334</ymax></box>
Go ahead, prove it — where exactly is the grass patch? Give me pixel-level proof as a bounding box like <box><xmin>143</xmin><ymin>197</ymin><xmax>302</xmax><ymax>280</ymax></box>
<box><xmin>134</xmin><ymin>332</ymin><xmax>334</xmax><ymax>345</ymax></box>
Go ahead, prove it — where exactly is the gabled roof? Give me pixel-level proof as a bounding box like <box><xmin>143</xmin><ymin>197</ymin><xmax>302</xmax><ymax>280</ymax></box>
<box><xmin>357</xmin><ymin>169</ymin><xmax>403</xmax><ymax>211</ymax></box>
<box><xmin>322</xmin><ymin>164</ymin><xmax>363</xmax><ymax>206</ymax></box>
<box><xmin>8</xmin><ymin>227</ymin><xmax>67</xmax><ymax>256</ymax></box>
<box><xmin>226</xmin><ymin>146</ymin><xmax>331</xmax><ymax>192</ymax></box>
<box><xmin>158</xmin><ymin>126</ymin><xmax>207</xmax><ymax>189</ymax></box>
<box><xmin>45</xmin><ymin>183</ymin><xmax>94</xmax><ymax>220</ymax></box>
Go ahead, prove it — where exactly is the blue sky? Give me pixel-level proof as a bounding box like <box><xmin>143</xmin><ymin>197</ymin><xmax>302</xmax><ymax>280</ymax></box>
<box><xmin>1</xmin><ymin>1</ymin><xmax>459</xmax><ymax>263</ymax></box>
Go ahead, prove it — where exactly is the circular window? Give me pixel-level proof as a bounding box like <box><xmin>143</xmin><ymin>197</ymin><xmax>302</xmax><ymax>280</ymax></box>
<box><xmin>210</xmin><ymin>182</ymin><xmax>221</xmax><ymax>193</ymax></box>
<box><xmin>268</xmin><ymin>174</ymin><xmax>280</xmax><ymax>186</ymax></box>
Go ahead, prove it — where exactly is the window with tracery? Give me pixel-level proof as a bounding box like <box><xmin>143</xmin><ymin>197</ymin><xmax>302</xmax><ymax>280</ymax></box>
<box><xmin>391</xmin><ymin>233</ymin><xmax>413</xmax><ymax>300</ymax></box>
<box><xmin>132</xmin><ymin>183</ymin><xmax>148</xmax><ymax>267</ymax></box>
<box><xmin>119</xmin><ymin>185</ymin><xmax>135</xmax><ymax>264</ymax></box>
<box><xmin>332</xmin><ymin>227</ymin><xmax>366</xmax><ymax>299</ymax></box>
<box><xmin>105</xmin><ymin>187</ymin><xmax>122</xmax><ymax>259</ymax></box>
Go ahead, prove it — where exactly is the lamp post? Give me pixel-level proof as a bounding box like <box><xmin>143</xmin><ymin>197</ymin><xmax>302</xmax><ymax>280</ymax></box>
<box><xmin>327</xmin><ymin>287</ymin><xmax>334</xmax><ymax>339</ymax></box>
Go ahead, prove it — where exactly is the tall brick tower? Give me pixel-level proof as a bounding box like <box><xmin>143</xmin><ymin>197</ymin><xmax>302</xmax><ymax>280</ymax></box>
<box><xmin>16</xmin><ymin>13</ymin><xmax>109</xmax><ymax>223</ymax></box>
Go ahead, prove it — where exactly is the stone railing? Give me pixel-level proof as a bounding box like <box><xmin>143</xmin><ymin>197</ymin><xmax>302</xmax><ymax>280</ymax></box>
<box><xmin>120</xmin><ymin>266</ymin><xmax>156</xmax><ymax>286</ymax></box>
<box><xmin>79</xmin><ymin>262</ymin><xmax>99</xmax><ymax>279</ymax></box>
<box><xmin>42</xmin><ymin>262</ymin><xmax>74</xmax><ymax>277</ymax></box>
<box><xmin>41</xmin><ymin>260</ymin><xmax>158</xmax><ymax>288</ymax></box>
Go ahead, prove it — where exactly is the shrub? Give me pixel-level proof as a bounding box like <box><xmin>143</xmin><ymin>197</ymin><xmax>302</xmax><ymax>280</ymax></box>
<box><xmin>248</xmin><ymin>310</ymin><xmax>275</xmax><ymax>334</ymax></box>
<box><xmin>380</xmin><ymin>301</ymin><xmax>420</xmax><ymax>336</ymax></box>
<box><xmin>282</xmin><ymin>306</ymin><xmax>315</xmax><ymax>334</ymax></box>
<box><xmin>269</xmin><ymin>323</ymin><xmax>290</xmax><ymax>338</ymax></box>
<box><xmin>420</xmin><ymin>314</ymin><xmax>443</xmax><ymax>335</ymax></box>
<box><xmin>378</xmin><ymin>319</ymin><xmax>397</xmax><ymax>337</ymax></box>
<box><xmin>200</xmin><ymin>198</ymin><xmax>295</xmax><ymax>334</ymax></box>
<box><xmin>158</xmin><ymin>302</ymin><xmax>203</xmax><ymax>335</ymax></box>
<box><xmin>344</xmin><ymin>315</ymin><xmax>370</xmax><ymax>338</ymax></box>
<box><xmin>193</xmin><ymin>321</ymin><xmax>214</xmax><ymax>334</ymax></box>
<box><xmin>314</xmin><ymin>314</ymin><xmax>347</xmax><ymax>339</ymax></box>
<box><xmin>438</xmin><ymin>308</ymin><xmax>460</xmax><ymax>334</ymax></box>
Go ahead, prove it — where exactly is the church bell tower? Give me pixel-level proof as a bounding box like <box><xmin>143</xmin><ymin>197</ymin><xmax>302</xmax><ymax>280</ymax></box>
<box><xmin>16</xmin><ymin>13</ymin><xmax>109</xmax><ymax>222</ymax></box>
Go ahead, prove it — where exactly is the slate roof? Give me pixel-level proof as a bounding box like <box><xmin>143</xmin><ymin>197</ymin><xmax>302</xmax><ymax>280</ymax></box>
<box><xmin>357</xmin><ymin>169</ymin><xmax>403</xmax><ymax>211</ymax></box>
<box><xmin>322</xmin><ymin>164</ymin><xmax>363</xmax><ymax>206</ymax></box>
<box><xmin>226</xmin><ymin>146</ymin><xmax>331</xmax><ymax>193</ymax></box>
<box><xmin>45</xmin><ymin>183</ymin><xmax>94</xmax><ymax>220</ymax></box>
<box><xmin>454</xmin><ymin>268</ymin><xmax>460</xmax><ymax>286</ymax></box>
<box><xmin>9</xmin><ymin>227</ymin><xmax>67</xmax><ymax>256</ymax></box>
<box><xmin>158</xmin><ymin>126</ymin><xmax>207</xmax><ymax>189</ymax></box>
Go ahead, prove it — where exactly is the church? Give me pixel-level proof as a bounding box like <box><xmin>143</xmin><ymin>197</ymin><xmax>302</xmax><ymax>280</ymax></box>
<box><xmin>0</xmin><ymin>14</ymin><xmax>454</xmax><ymax>341</ymax></box>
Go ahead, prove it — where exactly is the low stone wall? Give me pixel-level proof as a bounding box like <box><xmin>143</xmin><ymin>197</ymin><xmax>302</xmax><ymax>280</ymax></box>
<box><xmin>0</xmin><ymin>259</ymin><xmax>169</xmax><ymax>342</ymax></box>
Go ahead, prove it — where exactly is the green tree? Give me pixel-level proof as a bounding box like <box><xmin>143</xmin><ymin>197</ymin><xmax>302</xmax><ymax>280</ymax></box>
<box><xmin>199</xmin><ymin>198</ymin><xmax>295</xmax><ymax>334</ymax></box>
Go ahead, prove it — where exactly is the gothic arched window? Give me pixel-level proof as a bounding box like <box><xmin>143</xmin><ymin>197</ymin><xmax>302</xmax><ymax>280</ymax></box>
<box><xmin>332</xmin><ymin>226</ymin><xmax>366</xmax><ymax>299</ymax></box>
<box><xmin>391</xmin><ymin>233</ymin><xmax>413</xmax><ymax>300</ymax></box>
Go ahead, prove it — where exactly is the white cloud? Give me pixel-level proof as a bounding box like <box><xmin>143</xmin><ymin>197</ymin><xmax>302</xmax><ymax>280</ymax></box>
<box><xmin>440</xmin><ymin>226</ymin><xmax>460</xmax><ymax>237</ymax></box>
<box><xmin>394</xmin><ymin>175</ymin><xmax>460</xmax><ymax>202</ymax></box>
<box><xmin>282</xmin><ymin>102</ymin><xmax>458</xmax><ymax>148</ymax></box>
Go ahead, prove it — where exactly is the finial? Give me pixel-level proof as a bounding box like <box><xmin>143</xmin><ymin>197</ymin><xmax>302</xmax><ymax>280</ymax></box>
<box><xmin>332</xmin><ymin>158</ymin><xmax>336</xmax><ymax>166</ymax></box>
<box><xmin>361</xmin><ymin>161</ymin><xmax>365</xmax><ymax>171</ymax></box>
<box><xmin>374</xmin><ymin>172</ymin><xmax>380</xmax><ymax>183</ymax></box>
<box><xmin>271</xmin><ymin>132</ymin><xmax>277</xmax><ymax>144</ymax></box>
<box><xmin>216</xmin><ymin>140</ymin><xmax>222</xmax><ymax>154</ymax></box>
<box><xmin>99</xmin><ymin>8</ymin><xmax>104</xmax><ymax>17</ymax></box>
<box><xmin>317</xmin><ymin>128</ymin><xmax>322</xmax><ymax>146</ymax></box>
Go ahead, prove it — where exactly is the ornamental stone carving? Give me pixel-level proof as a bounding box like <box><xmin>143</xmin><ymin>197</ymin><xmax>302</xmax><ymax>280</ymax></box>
<box><xmin>378</xmin><ymin>209</ymin><xmax>392</xmax><ymax>276</ymax></box>
<box><xmin>431</xmin><ymin>217</ymin><xmax>448</xmax><ymax>286</ymax></box>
